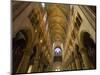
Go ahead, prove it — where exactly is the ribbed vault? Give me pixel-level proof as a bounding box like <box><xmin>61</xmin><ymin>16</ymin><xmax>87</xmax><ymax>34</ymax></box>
<box><xmin>45</xmin><ymin>4</ymin><xmax>70</xmax><ymax>43</ymax></box>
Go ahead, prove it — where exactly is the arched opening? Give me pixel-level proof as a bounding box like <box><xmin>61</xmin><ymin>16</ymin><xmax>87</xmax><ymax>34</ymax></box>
<box><xmin>54</xmin><ymin>47</ymin><xmax>62</xmax><ymax>62</ymax></box>
<box><xmin>80</xmin><ymin>32</ymin><xmax>96</xmax><ymax>67</ymax></box>
<box><xmin>54</xmin><ymin>47</ymin><xmax>62</xmax><ymax>56</ymax></box>
<box><xmin>13</xmin><ymin>30</ymin><xmax>28</xmax><ymax>73</ymax></box>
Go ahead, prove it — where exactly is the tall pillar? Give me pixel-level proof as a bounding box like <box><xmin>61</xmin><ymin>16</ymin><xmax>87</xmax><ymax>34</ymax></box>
<box><xmin>79</xmin><ymin>47</ymin><xmax>94</xmax><ymax>69</ymax></box>
<box><xmin>74</xmin><ymin>50</ymin><xmax>82</xmax><ymax>70</ymax></box>
<box><xmin>71</xmin><ymin>53</ymin><xmax>76</xmax><ymax>70</ymax></box>
<box><xmin>31</xmin><ymin>46</ymin><xmax>40</xmax><ymax>72</ymax></box>
<box><xmin>16</xmin><ymin>49</ymin><xmax>32</xmax><ymax>73</ymax></box>
<box><xmin>38</xmin><ymin>63</ymin><xmax>43</xmax><ymax>72</ymax></box>
<box><xmin>66</xmin><ymin>65</ymin><xmax>70</xmax><ymax>70</ymax></box>
<box><xmin>32</xmin><ymin>58</ymin><xmax>39</xmax><ymax>72</ymax></box>
<box><xmin>71</xmin><ymin>61</ymin><xmax>76</xmax><ymax>70</ymax></box>
<box><xmin>69</xmin><ymin>64</ymin><xmax>72</xmax><ymax>70</ymax></box>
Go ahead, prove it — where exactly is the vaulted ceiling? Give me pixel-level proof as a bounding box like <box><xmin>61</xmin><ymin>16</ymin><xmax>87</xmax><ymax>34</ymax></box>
<box><xmin>45</xmin><ymin>3</ymin><xmax>70</xmax><ymax>44</ymax></box>
<box><xmin>12</xmin><ymin>2</ymin><xmax>71</xmax><ymax>66</ymax></box>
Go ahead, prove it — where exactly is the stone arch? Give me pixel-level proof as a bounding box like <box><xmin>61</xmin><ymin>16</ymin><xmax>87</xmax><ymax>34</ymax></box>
<box><xmin>13</xmin><ymin>30</ymin><xmax>27</xmax><ymax>73</ymax></box>
<box><xmin>79</xmin><ymin>31</ymin><xmax>96</xmax><ymax>67</ymax></box>
<box><xmin>53</xmin><ymin>43</ymin><xmax>63</xmax><ymax>62</ymax></box>
<box><xmin>13</xmin><ymin>28</ymin><xmax>33</xmax><ymax>50</ymax></box>
<box><xmin>13</xmin><ymin>30</ymin><xmax>28</xmax><ymax>51</ymax></box>
<box><xmin>13</xmin><ymin>26</ymin><xmax>34</xmax><ymax>73</ymax></box>
<box><xmin>13</xmin><ymin>29</ymin><xmax>33</xmax><ymax>72</ymax></box>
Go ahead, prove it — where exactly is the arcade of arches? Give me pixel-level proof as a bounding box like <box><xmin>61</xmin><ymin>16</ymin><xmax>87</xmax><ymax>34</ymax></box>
<box><xmin>12</xmin><ymin>1</ymin><xmax>96</xmax><ymax>74</ymax></box>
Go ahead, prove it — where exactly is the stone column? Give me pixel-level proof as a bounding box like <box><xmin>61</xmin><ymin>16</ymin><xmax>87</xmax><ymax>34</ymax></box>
<box><xmin>32</xmin><ymin>59</ymin><xmax>39</xmax><ymax>72</ymax></box>
<box><xmin>79</xmin><ymin>47</ymin><xmax>94</xmax><ymax>69</ymax></box>
<box><xmin>71</xmin><ymin>61</ymin><xmax>76</xmax><ymax>70</ymax></box>
<box><xmin>67</xmin><ymin>65</ymin><xmax>70</xmax><ymax>70</ymax></box>
<box><xmin>39</xmin><ymin>63</ymin><xmax>44</xmax><ymax>72</ymax></box>
<box><xmin>74</xmin><ymin>50</ymin><xmax>82</xmax><ymax>70</ymax></box>
<box><xmin>31</xmin><ymin>47</ymin><xmax>40</xmax><ymax>72</ymax></box>
<box><xmin>69</xmin><ymin>64</ymin><xmax>72</xmax><ymax>70</ymax></box>
<box><xmin>71</xmin><ymin>53</ymin><xmax>76</xmax><ymax>70</ymax></box>
<box><xmin>16</xmin><ymin>49</ymin><xmax>32</xmax><ymax>73</ymax></box>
